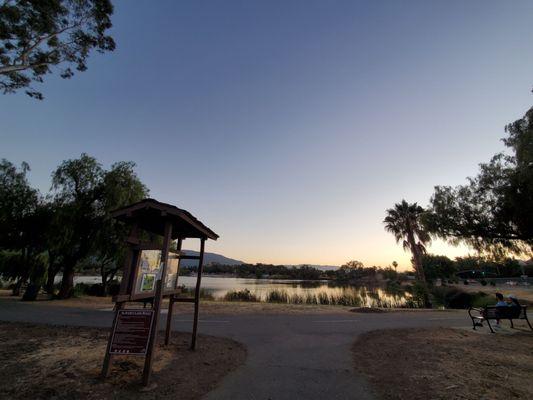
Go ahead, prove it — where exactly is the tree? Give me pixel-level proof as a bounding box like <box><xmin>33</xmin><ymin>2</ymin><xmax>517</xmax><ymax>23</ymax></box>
<box><xmin>336</xmin><ymin>260</ymin><xmax>365</xmax><ymax>282</ymax></box>
<box><xmin>384</xmin><ymin>200</ymin><xmax>431</xmax><ymax>307</ymax></box>
<box><xmin>50</xmin><ymin>155</ymin><xmax>148</xmax><ymax>298</ymax></box>
<box><xmin>0</xmin><ymin>0</ymin><xmax>115</xmax><ymax>99</ymax></box>
<box><xmin>90</xmin><ymin>161</ymin><xmax>148</xmax><ymax>295</ymax></box>
<box><xmin>51</xmin><ymin>153</ymin><xmax>104</xmax><ymax>298</ymax></box>
<box><xmin>0</xmin><ymin>159</ymin><xmax>44</xmax><ymax>295</ymax></box>
<box><xmin>426</xmin><ymin>106</ymin><xmax>533</xmax><ymax>259</ymax></box>
<box><xmin>392</xmin><ymin>260</ymin><xmax>398</xmax><ymax>272</ymax></box>
<box><xmin>419</xmin><ymin>254</ymin><xmax>456</xmax><ymax>284</ymax></box>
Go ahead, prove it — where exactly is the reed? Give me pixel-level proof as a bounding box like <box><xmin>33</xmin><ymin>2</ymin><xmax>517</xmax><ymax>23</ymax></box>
<box><xmin>223</xmin><ymin>289</ymin><xmax>259</xmax><ymax>302</ymax></box>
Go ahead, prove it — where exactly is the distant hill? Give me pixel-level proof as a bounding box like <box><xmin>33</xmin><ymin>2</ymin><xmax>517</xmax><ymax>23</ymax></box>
<box><xmin>180</xmin><ymin>250</ymin><xmax>244</xmax><ymax>267</ymax></box>
<box><xmin>179</xmin><ymin>252</ymin><xmax>339</xmax><ymax>270</ymax></box>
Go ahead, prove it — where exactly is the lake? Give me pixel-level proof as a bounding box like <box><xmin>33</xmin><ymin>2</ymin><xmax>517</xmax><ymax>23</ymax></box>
<box><xmin>72</xmin><ymin>275</ymin><xmax>409</xmax><ymax>307</ymax></box>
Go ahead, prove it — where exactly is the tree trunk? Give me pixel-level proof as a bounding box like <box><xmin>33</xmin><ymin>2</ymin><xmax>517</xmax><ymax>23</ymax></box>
<box><xmin>45</xmin><ymin>265</ymin><xmax>59</xmax><ymax>294</ymax></box>
<box><xmin>12</xmin><ymin>277</ymin><xmax>26</xmax><ymax>296</ymax></box>
<box><xmin>58</xmin><ymin>267</ymin><xmax>75</xmax><ymax>299</ymax></box>
<box><xmin>407</xmin><ymin>231</ymin><xmax>431</xmax><ymax>308</ymax></box>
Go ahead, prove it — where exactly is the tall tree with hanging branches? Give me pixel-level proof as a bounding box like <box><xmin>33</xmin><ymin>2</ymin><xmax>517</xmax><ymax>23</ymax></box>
<box><xmin>0</xmin><ymin>0</ymin><xmax>115</xmax><ymax>99</ymax></box>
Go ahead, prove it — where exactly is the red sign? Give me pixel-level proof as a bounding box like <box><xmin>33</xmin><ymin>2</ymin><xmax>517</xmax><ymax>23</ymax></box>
<box><xmin>110</xmin><ymin>310</ymin><xmax>154</xmax><ymax>355</ymax></box>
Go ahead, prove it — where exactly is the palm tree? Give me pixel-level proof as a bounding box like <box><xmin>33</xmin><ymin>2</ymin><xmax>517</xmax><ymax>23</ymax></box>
<box><xmin>384</xmin><ymin>200</ymin><xmax>430</xmax><ymax>284</ymax></box>
<box><xmin>392</xmin><ymin>261</ymin><xmax>398</xmax><ymax>273</ymax></box>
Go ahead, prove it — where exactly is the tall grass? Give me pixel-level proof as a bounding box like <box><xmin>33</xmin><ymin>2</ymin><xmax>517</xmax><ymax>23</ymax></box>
<box><xmin>223</xmin><ymin>289</ymin><xmax>259</xmax><ymax>302</ymax></box>
<box><xmin>258</xmin><ymin>289</ymin><xmax>408</xmax><ymax>307</ymax></box>
<box><xmin>178</xmin><ymin>285</ymin><xmax>215</xmax><ymax>300</ymax></box>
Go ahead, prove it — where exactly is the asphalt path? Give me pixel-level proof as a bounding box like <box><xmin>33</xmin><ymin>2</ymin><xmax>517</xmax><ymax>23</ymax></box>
<box><xmin>0</xmin><ymin>300</ymin><xmax>468</xmax><ymax>400</ymax></box>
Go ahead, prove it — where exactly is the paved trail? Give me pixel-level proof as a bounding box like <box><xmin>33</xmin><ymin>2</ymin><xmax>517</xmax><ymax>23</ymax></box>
<box><xmin>0</xmin><ymin>300</ymin><xmax>467</xmax><ymax>400</ymax></box>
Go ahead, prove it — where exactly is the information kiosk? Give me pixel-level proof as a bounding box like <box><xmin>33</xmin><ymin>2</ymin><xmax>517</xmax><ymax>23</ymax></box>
<box><xmin>101</xmin><ymin>198</ymin><xmax>219</xmax><ymax>386</ymax></box>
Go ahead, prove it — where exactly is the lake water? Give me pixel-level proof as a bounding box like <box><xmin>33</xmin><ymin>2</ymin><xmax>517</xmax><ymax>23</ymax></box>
<box><xmin>73</xmin><ymin>275</ymin><xmax>409</xmax><ymax>307</ymax></box>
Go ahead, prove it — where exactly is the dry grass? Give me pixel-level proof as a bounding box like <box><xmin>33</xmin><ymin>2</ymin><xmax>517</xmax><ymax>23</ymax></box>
<box><xmin>353</xmin><ymin>327</ymin><xmax>533</xmax><ymax>400</ymax></box>
<box><xmin>0</xmin><ymin>290</ymin><xmax>353</xmax><ymax>314</ymax></box>
<box><xmin>0</xmin><ymin>322</ymin><xmax>246</xmax><ymax>400</ymax></box>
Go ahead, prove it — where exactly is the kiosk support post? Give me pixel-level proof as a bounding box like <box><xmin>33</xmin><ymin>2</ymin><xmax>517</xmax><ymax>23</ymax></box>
<box><xmin>191</xmin><ymin>237</ymin><xmax>206</xmax><ymax>350</ymax></box>
<box><xmin>142</xmin><ymin>221</ymin><xmax>173</xmax><ymax>386</ymax></box>
<box><xmin>165</xmin><ymin>237</ymin><xmax>182</xmax><ymax>345</ymax></box>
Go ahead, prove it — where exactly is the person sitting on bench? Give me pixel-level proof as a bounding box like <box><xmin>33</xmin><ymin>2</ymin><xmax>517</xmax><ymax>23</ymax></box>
<box><xmin>494</xmin><ymin>292</ymin><xmax>507</xmax><ymax>326</ymax></box>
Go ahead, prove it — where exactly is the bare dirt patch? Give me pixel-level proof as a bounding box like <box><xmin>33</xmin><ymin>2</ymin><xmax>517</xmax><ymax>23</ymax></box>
<box><xmin>353</xmin><ymin>327</ymin><xmax>533</xmax><ymax>400</ymax></box>
<box><xmin>0</xmin><ymin>321</ymin><xmax>246</xmax><ymax>400</ymax></box>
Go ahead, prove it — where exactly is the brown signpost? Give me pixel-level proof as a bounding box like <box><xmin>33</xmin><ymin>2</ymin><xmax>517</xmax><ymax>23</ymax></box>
<box><xmin>100</xmin><ymin>198</ymin><xmax>219</xmax><ymax>386</ymax></box>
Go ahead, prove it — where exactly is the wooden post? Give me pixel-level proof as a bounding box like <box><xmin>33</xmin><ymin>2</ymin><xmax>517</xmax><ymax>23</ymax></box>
<box><xmin>118</xmin><ymin>223</ymin><xmax>138</xmax><ymax>296</ymax></box>
<box><xmin>165</xmin><ymin>238</ymin><xmax>182</xmax><ymax>345</ymax></box>
<box><xmin>101</xmin><ymin>301</ymin><xmax>124</xmax><ymax>378</ymax></box>
<box><xmin>142</xmin><ymin>221</ymin><xmax>173</xmax><ymax>386</ymax></box>
<box><xmin>191</xmin><ymin>237</ymin><xmax>206</xmax><ymax>350</ymax></box>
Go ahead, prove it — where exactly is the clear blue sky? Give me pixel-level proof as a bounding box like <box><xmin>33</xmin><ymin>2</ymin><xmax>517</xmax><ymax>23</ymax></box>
<box><xmin>2</xmin><ymin>0</ymin><xmax>533</xmax><ymax>268</ymax></box>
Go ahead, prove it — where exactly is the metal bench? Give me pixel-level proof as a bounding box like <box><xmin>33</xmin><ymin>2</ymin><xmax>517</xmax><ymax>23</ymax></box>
<box><xmin>468</xmin><ymin>305</ymin><xmax>533</xmax><ymax>333</ymax></box>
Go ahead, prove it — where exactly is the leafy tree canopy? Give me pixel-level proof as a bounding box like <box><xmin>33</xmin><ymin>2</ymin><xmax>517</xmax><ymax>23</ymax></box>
<box><xmin>426</xmin><ymin>106</ymin><xmax>533</xmax><ymax>259</ymax></box>
<box><xmin>0</xmin><ymin>159</ymin><xmax>39</xmax><ymax>250</ymax></box>
<box><xmin>0</xmin><ymin>0</ymin><xmax>115</xmax><ymax>99</ymax></box>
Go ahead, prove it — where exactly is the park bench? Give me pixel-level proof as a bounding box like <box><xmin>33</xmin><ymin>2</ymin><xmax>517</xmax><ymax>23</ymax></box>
<box><xmin>468</xmin><ymin>305</ymin><xmax>533</xmax><ymax>333</ymax></box>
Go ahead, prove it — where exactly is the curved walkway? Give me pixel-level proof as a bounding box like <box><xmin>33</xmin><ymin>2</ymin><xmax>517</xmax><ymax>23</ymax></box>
<box><xmin>0</xmin><ymin>300</ymin><xmax>467</xmax><ymax>400</ymax></box>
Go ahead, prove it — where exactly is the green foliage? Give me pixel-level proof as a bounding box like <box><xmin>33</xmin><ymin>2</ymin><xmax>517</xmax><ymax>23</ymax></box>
<box><xmin>408</xmin><ymin>281</ymin><xmax>430</xmax><ymax>307</ymax></box>
<box><xmin>0</xmin><ymin>0</ymin><xmax>115</xmax><ymax>99</ymax></box>
<box><xmin>384</xmin><ymin>200</ymin><xmax>430</xmax><ymax>286</ymax></box>
<box><xmin>426</xmin><ymin>106</ymin><xmax>533</xmax><ymax>258</ymax></box>
<box><xmin>430</xmin><ymin>287</ymin><xmax>490</xmax><ymax>309</ymax></box>
<box><xmin>0</xmin><ymin>154</ymin><xmax>148</xmax><ymax>300</ymax></box>
<box><xmin>0</xmin><ymin>160</ymin><xmax>39</xmax><ymax>251</ymax></box>
<box><xmin>223</xmin><ymin>289</ymin><xmax>259</xmax><ymax>302</ymax></box>
<box><xmin>50</xmin><ymin>154</ymin><xmax>147</xmax><ymax>298</ymax></box>
<box><xmin>420</xmin><ymin>254</ymin><xmax>457</xmax><ymax>284</ymax></box>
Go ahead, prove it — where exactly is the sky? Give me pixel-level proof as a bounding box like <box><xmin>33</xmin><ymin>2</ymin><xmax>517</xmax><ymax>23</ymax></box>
<box><xmin>2</xmin><ymin>0</ymin><xmax>533</xmax><ymax>270</ymax></box>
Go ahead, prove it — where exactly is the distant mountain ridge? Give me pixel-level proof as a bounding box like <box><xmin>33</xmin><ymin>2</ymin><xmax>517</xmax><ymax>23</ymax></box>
<box><xmin>180</xmin><ymin>251</ymin><xmax>339</xmax><ymax>270</ymax></box>
<box><xmin>180</xmin><ymin>250</ymin><xmax>244</xmax><ymax>267</ymax></box>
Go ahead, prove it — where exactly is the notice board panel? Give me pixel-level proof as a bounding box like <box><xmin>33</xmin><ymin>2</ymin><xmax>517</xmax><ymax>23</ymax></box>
<box><xmin>110</xmin><ymin>309</ymin><xmax>154</xmax><ymax>355</ymax></box>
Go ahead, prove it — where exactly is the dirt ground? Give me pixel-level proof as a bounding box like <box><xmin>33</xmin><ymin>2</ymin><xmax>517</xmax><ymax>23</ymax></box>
<box><xmin>0</xmin><ymin>321</ymin><xmax>246</xmax><ymax>400</ymax></box>
<box><xmin>353</xmin><ymin>327</ymin><xmax>533</xmax><ymax>400</ymax></box>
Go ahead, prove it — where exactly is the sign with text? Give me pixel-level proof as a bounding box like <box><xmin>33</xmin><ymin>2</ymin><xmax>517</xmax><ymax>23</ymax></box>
<box><xmin>110</xmin><ymin>310</ymin><xmax>154</xmax><ymax>355</ymax></box>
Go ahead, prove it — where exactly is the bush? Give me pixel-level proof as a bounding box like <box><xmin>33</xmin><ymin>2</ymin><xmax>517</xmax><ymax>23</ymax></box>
<box><xmin>463</xmin><ymin>280</ymin><xmax>469</xmax><ymax>285</ymax></box>
<box><xmin>73</xmin><ymin>283</ymin><xmax>90</xmax><ymax>297</ymax></box>
<box><xmin>430</xmin><ymin>286</ymin><xmax>484</xmax><ymax>309</ymax></box>
<box><xmin>108</xmin><ymin>281</ymin><xmax>121</xmax><ymax>296</ymax></box>
<box><xmin>409</xmin><ymin>281</ymin><xmax>430</xmax><ymax>307</ymax></box>
<box><xmin>223</xmin><ymin>289</ymin><xmax>259</xmax><ymax>302</ymax></box>
<box><xmin>480</xmin><ymin>279</ymin><xmax>487</xmax><ymax>286</ymax></box>
<box><xmin>489</xmin><ymin>280</ymin><xmax>496</xmax><ymax>287</ymax></box>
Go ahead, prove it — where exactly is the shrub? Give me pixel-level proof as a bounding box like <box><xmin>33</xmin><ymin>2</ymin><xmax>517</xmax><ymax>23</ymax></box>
<box><xmin>223</xmin><ymin>289</ymin><xmax>259</xmax><ymax>302</ymax></box>
<box><xmin>410</xmin><ymin>281</ymin><xmax>430</xmax><ymax>307</ymax></box>
<box><xmin>108</xmin><ymin>281</ymin><xmax>121</xmax><ymax>296</ymax></box>
<box><xmin>489</xmin><ymin>280</ymin><xmax>496</xmax><ymax>287</ymax></box>
<box><xmin>73</xmin><ymin>283</ymin><xmax>90</xmax><ymax>297</ymax></box>
<box><xmin>480</xmin><ymin>279</ymin><xmax>487</xmax><ymax>286</ymax></box>
<box><xmin>430</xmin><ymin>286</ymin><xmax>480</xmax><ymax>309</ymax></box>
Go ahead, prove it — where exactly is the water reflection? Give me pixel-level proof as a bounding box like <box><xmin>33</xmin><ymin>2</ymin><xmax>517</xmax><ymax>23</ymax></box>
<box><xmin>177</xmin><ymin>276</ymin><xmax>410</xmax><ymax>307</ymax></box>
